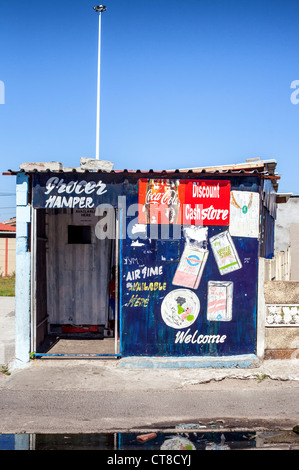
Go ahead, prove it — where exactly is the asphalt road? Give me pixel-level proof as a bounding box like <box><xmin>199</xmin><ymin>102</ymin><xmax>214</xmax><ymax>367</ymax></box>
<box><xmin>1</xmin><ymin>296</ymin><xmax>298</xmax><ymax>436</ymax></box>
<box><xmin>1</xmin><ymin>369</ymin><xmax>298</xmax><ymax>434</ymax></box>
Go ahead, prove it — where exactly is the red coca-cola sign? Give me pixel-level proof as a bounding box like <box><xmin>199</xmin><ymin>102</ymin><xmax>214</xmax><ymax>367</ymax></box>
<box><xmin>138</xmin><ymin>179</ymin><xmax>181</xmax><ymax>224</ymax></box>
<box><xmin>138</xmin><ymin>179</ymin><xmax>230</xmax><ymax>225</ymax></box>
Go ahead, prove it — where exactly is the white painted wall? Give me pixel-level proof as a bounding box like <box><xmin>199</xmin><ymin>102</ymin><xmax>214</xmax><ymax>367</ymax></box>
<box><xmin>275</xmin><ymin>196</ymin><xmax>299</xmax><ymax>281</ymax></box>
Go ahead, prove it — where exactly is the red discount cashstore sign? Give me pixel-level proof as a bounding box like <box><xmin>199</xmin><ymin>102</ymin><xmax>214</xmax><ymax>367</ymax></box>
<box><xmin>138</xmin><ymin>179</ymin><xmax>231</xmax><ymax>225</ymax></box>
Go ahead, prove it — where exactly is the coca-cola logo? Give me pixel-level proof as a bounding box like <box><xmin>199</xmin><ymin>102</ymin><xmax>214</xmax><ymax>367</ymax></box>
<box><xmin>145</xmin><ymin>188</ymin><xmax>180</xmax><ymax>206</ymax></box>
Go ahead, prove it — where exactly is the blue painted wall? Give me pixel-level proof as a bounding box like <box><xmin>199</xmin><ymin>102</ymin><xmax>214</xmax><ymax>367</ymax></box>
<box><xmin>120</xmin><ymin>177</ymin><xmax>261</xmax><ymax>358</ymax></box>
<box><xmin>121</xmin><ymin>227</ymin><xmax>258</xmax><ymax>357</ymax></box>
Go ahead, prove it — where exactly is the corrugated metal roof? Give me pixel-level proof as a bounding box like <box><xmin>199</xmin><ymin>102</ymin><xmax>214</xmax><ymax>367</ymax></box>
<box><xmin>0</xmin><ymin>223</ymin><xmax>16</xmax><ymax>232</ymax></box>
<box><xmin>2</xmin><ymin>158</ymin><xmax>280</xmax><ymax>188</ymax></box>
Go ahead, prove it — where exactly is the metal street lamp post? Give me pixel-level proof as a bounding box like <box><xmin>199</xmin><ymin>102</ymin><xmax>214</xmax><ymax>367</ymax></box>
<box><xmin>93</xmin><ymin>5</ymin><xmax>107</xmax><ymax>160</ymax></box>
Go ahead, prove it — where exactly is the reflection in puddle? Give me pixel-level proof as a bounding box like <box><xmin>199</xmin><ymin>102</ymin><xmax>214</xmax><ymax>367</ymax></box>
<box><xmin>2</xmin><ymin>430</ymin><xmax>295</xmax><ymax>450</ymax></box>
<box><xmin>1</xmin><ymin>430</ymin><xmax>299</xmax><ymax>450</ymax></box>
<box><xmin>119</xmin><ymin>432</ymin><xmax>256</xmax><ymax>451</ymax></box>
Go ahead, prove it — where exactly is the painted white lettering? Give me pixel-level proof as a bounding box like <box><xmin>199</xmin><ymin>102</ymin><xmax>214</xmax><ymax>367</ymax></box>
<box><xmin>192</xmin><ymin>183</ymin><xmax>220</xmax><ymax>198</ymax></box>
<box><xmin>45</xmin><ymin>177</ymin><xmax>59</xmax><ymax>195</ymax></box>
<box><xmin>61</xmin><ymin>196</ymin><xmax>73</xmax><ymax>208</ymax></box>
<box><xmin>84</xmin><ymin>182</ymin><xmax>96</xmax><ymax>194</ymax></box>
<box><xmin>79</xmin><ymin>198</ymin><xmax>86</xmax><ymax>208</ymax></box>
<box><xmin>126</xmin><ymin>270</ymin><xmax>141</xmax><ymax>281</ymax></box>
<box><xmin>175</xmin><ymin>330</ymin><xmax>227</xmax><ymax>345</ymax></box>
<box><xmin>184</xmin><ymin>333</ymin><xmax>192</xmax><ymax>344</ymax></box>
<box><xmin>45</xmin><ymin>195</ymin><xmax>56</xmax><ymax>208</ymax></box>
<box><xmin>45</xmin><ymin>195</ymin><xmax>95</xmax><ymax>209</ymax></box>
<box><xmin>57</xmin><ymin>179</ymin><xmax>67</xmax><ymax>193</ymax></box>
<box><xmin>75</xmin><ymin>180</ymin><xmax>87</xmax><ymax>194</ymax></box>
<box><xmin>53</xmin><ymin>196</ymin><xmax>62</xmax><ymax>208</ymax></box>
<box><xmin>175</xmin><ymin>329</ymin><xmax>191</xmax><ymax>344</ymax></box>
<box><xmin>65</xmin><ymin>181</ymin><xmax>77</xmax><ymax>194</ymax></box>
<box><xmin>183</xmin><ymin>204</ymin><xmax>228</xmax><ymax>222</ymax></box>
<box><xmin>139</xmin><ymin>266</ymin><xmax>163</xmax><ymax>279</ymax></box>
<box><xmin>86</xmin><ymin>197</ymin><xmax>94</xmax><ymax>208</ymax></box>
<box><xmin>96</xmin><ymin>180</ymin><xmax>107</xmax><ymax>195</ymax></box>
<box><xmin>44</xmin><ymin>177</ymin><xmax>107</xmax><ymax>197</ymax></box>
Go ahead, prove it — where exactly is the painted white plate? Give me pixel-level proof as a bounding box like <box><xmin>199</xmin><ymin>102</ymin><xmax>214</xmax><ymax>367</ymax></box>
<box><xmin>161</xmin><ymin>288</ymin><xmax>200</xmax><ymax>329</ymax></box>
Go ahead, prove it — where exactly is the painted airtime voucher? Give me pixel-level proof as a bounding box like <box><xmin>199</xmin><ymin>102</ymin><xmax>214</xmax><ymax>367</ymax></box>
<box><xmin>122</xmin><ymin>178</ymin><xmax>259</xmax><ymax>357</ymax></box>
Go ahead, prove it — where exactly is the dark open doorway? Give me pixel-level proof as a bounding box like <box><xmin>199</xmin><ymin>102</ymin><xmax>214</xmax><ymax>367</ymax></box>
<box><xmin>31</xmin><ymin>208</ymin><xmax>120</xmax><ymax>358</ymax></box>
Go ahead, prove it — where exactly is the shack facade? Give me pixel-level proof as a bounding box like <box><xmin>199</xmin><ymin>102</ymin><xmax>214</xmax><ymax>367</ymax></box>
<box><xmin>10</xmin><ymin>159</ymin><xmax>279</xmax><ymax>367</ymax></box>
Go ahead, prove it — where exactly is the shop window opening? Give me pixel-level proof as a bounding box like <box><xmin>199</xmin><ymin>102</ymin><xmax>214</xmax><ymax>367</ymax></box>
<box><xmin>68</xmin><ymin>225</ymin><xmax>91</xmax><ymax>244</ymax></box>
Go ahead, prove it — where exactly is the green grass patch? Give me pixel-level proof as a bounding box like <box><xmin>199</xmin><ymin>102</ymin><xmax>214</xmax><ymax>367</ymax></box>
<box><xmin>0</xmin><ymin>276</ymin><xmax>15</xmax><ymax>296</ymax></box>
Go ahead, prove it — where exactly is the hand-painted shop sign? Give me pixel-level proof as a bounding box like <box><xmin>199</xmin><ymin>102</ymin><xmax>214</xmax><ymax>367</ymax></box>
<box><xmin>32</xmin><ymin>175</ymin><xmax>231</xmax><ymax>228</ymax></box>
<box><xmin>32</xmin><ymin>174</ymin><xmax>108</xmax><ymax>209</ymax></box>
<box><xmin>138</xmin><ymin>179</ymin><xmax>230</xmax><ymax>225</ymax></box>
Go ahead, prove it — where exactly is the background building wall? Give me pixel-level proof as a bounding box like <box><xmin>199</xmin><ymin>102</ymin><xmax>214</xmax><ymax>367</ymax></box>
<box><xmin>275</xmin><ymin>196</ymin><xmax>299</xmax><ymax>281</ymax></box>
<box><xmin>290</xmin><ymin>223</ymin><xmax>299</xmax><ymax>281</ymax></box>
<box><xmin>264</xmin><ymin>280</ymin><xmax>299</xmax><ymax>358</ymax></box>
<box><xmin>0</xmin><ymin>237</ymin><xmax>16</xmax><ymax>276</ymax></box>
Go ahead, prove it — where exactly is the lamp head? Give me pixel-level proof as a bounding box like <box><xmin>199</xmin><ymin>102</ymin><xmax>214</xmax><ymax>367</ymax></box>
<box><xmin>93</xmin><ymin>5</ymin><xmax>107</xmax><ymax>13</ymax></box>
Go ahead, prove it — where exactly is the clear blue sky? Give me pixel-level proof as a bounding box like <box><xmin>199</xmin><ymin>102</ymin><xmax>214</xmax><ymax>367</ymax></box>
<box><xmin>0</xmin><ymin>0</ymin><xmax>299</xmax><ymax>220</ymax></box>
